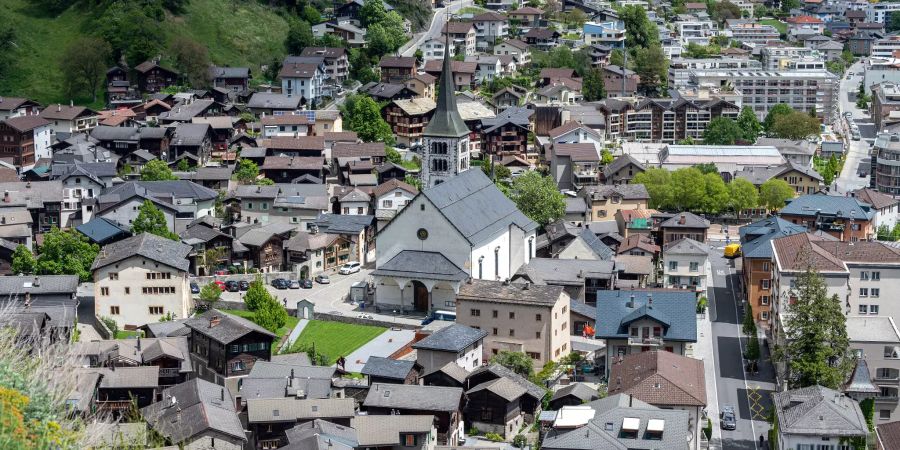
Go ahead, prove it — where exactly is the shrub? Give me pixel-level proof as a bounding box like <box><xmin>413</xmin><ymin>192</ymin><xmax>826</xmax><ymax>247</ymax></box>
<box><xmin>485</xmin><ymin>432</ymin><xmax>504</xmax><ymax>442</ymax></box>
<box><xmin>512</xmin><ymin>434</ymin><xmax>527</xmax><ymax>448</ymax></box>
<box><xmin>467</xmin><ymin>427</ymin><xmax>481</xmax><ymax>436</ymax></box>
<box><xmin>704</xmin><ymin>418</ymin><xmax>712</xmax><ymax>440</ymax></box>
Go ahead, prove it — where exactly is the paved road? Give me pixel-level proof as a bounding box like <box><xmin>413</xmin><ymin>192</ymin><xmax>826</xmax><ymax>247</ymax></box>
<box><xmin>707</xmin><ymin>241</ymin><xmax>776</xmax><ymax>450</ymax></box>
<box><xmin>400</xmin><ymin>0</ymin><xmax>474</xmax><ymax>57</ymax></box>
<box><xmin>834</xmin><ymin>60</ymin><xmax>873</xmax><ymax>195</ymax></box>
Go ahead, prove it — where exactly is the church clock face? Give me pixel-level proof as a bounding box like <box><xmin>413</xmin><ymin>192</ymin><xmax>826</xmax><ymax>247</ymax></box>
<box><xmin>417</xmin><ymin>228</ymin><xmax>429</xmax><ymax>240</ymax></box>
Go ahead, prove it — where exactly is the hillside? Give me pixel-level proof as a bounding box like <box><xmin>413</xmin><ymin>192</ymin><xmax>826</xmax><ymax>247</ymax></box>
<box><xmin>0</xmin><ymin>0</ymin><xmax>291</xmax><ymax>108</ymax></box>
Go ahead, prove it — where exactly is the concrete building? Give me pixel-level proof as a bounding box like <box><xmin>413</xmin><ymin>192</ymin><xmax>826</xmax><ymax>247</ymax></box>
<box><xmin>688</xmin><ymin>69</ymin><xmax>839</xmax><ymax>122</ymax></box>
<box><xmin>583</xmin><ymin>21</ymin><xmax>626</xmax><ymax>48</ymax></box>
<box><xmin>772</xmin><ymin>386</ymin><xmax>868</xmax><ymax>450</ymax></box>
<box><xmin>847</xmin><ymin>316</ymin><xmax>900</xmax><ymax>423</ymax></box>
<box><xmin>577</xmin><ymin>184</ymin><xmax>650</xmax><ymax>222</ymax></box>
<box><xmin>413</xmin><ymin>323</ymin><xmax>487</xmax><ymax>373</ymax></box>
<box><xmin>725</xmin><ymin>22</ymin><xmax>780</xmax><ymax>44</ymax></box>
<box><xmin>91</xmin><ymin>233</ymin><xmax>193</xmax><ymax>329</ymax></box>
<box><xmin>668</xmin><ymin>57</ymin><xmax>761</xmax><ymax>88</ymax></box>
<box><xmin>778</xmin><ymin>194</ymin><xmax>875</xmax><ymax>241</ymax></box>
<box><xmin>851</xmin><ymin>188</ymin><xmax>898</xmax><ymax>231</ymax></box>
<box><xmin>662</xmin><ymin>238</ymin><xmax>709</xmax><ymax>295</ymax></box>
<box><xmin>456</xmin><ymin>279</ymin><xmax>570</xmax><ymax>369</ymax></box>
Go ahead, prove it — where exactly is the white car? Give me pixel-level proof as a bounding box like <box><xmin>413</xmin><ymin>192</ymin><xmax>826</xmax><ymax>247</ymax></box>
<box><xmin>339</xmin><ymin>262</ymin><xmax>361</xmax><ymax>275</ymax></box>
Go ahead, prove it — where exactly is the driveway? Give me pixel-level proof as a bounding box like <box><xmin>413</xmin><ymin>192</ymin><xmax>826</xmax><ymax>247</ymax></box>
<box><xmin>341</xmin><ymin>328</ymin><xmax>416</xmax><ymax>372</ymax></box>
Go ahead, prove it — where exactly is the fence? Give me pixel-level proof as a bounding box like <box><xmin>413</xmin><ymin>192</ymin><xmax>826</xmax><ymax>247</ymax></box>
<box><xmin>192</xmin><ymin>271</ymin><xmax>300</xmax><ymax>286</ymax></box>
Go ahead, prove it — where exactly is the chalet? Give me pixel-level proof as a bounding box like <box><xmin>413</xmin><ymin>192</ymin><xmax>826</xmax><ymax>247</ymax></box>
<box><xmin>0</xmin><ymin>97</ymin><xmax>41</xmax><ymax>120</ymax></box>
<box><xmin>261</xmin><ymin>156</ymin><xmax>324</xmax><ymax>183</ymax></box>
<box><xmin>463</xmin><ymin>365</ymin><xmax>544</xmax><ymax>437</ymax></box>
<box><xmin>142</xmin><ymin>378</ymin><xmax>246</xmax><ymax>449</ymax></box>
<box><xmin>379</xmin><ymin>56</ymin><xmax>418</xmax><ymax>84</ymax></box>
<box><xmin>0</xmin><ymin>115</ymin><xmax>52</xmax><ymax>169</ymax></box>
<box><xmin>361</xmin><ymin>356</ymin><xmax>423</xmax><ymax>385</ymax></box>
<box><xmin>184</xmin><ymin>309</ymin><xmax>277</xmax><ymax>383</ymax></box>
<box><xmin>134</xmin><ymin>61</ymin><xmax>179</xmax><ymax>93</ymax></box>
<box><xmin>209</xmin><ymin>66</ymin><xmax>251</xmax><ymax>94</ymax></box>
<box><xmin>233</xmin><ymin>222</ymin><xmax>296</xmax><ymax>272</ymax></box>
<box><xmin>360</xmin><ymin>82</ymin><xmax>419</xmax><ymax>102</ymax></box>
<box><xmin>364</xmin><ymin>383</ymin><xmax>464</xmax><ymax>445</ymax></box>
<box><xmin>247</xmin><ymin>93</ymin><xmax>303</xmax><ymax>116</ymax></box>
<box><xmin>335</xmin><ymin>0</ymin><xmax>394</xmax><ymax>23</ymax></box>
<box><xmin>658</xmin><ymin>212</ymin><xmax>710</xmax><ymax>244</ymax></box>
<box><xmin>549</xmin><ymin>383</ymin><xmax>600</xmax><ymax>410</ymax></box>
<box><xmin>247</xmin><ymin>398</ymin><xmax>357</xmax><ymax>447</ymax></box>
<box><xmin>524</xmin><ymin>28</ymin><xmax>561</xmax><ymax>50</ymax></box>
<box><xmin>384</xmin><ymin>97</ymin><xmax>436</xmax><ymax>147</ymax></box>
<box><xmin>602</xmin><ymin>154</ymin><xmax>645</xmax><ymax>184</ymax></box>
<box><xmin>73</xmin><ymin>336</ymin><xmax>193</xmax><ymax>386</ymax></box>
<box><xmin>424</xmin><ymin>60</ymin><xmax>478</xmax><ymax>91</ymax></box>
<box><xmin>39</xmin><ymin>104</ymin><xmax>98</xmax><ymax>136</ymax></box>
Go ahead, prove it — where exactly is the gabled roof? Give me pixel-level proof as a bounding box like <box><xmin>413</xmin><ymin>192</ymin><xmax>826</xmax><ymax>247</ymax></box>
<box><xmin>773</xmin><ymin>386</ymin><xmax>868</xmax><ymax>437</ymax></box>
<box><xmin>378</xmin><ymin>56</ymin><xmax>417</xmax><ymax>69</ymax></box>
<box><xmin>91</xmin><ymin>232</ymin><xmax>192</xmax><ymax>272</ymax></box>
<box><xmin>467</xmin><ymin>364</ymin><xmax>546</xmax><ymax>400</ymax></box>
<box><xmin>780</xmin><ymin>194</ymin><xmax>874</xmax><ymax>221</ymax></box>
<box><xmin>364</xmin><ymin>383</ymin><xmax>463</xmax><ymax>412</ymax></box>
<box><xmin>663</xmin><ymin>237</ymin><xmax>708</xmax><ymax>256</ymax></box>
<box><xmin>607</xmin><ymin>350</ymin><xmax>706</xmax><ymax>407</ymax></box>
<box><xmin>372</xmin><ymin>178</ymin><xmax>418</xmax><ymax>198</ymax></box>
<box><xmin>40</xmin><ymin>104</ymin><xmax>96</xmax><ymax>121</ymax></box>
<box><xmin>352</xmin><ymin>415</ymin><xmax>435</xmax><ymax>447</ymax></box>
<box><xmin>467</xmin><ymin>377</ymin><xmax>529</xmax><ymax>401</ymax></box>
<box><xmin>415</xmin><ymin>169</ymin><xmax>537</xmax><ymax>244</ymax></box>
<box><xmin>567</xmin><ymin>228</ymin><xmax>615</xmax><ymax>260</ymax></box>
<box><xmin>659</xmin><ymin>212</ymin><xmax>710</xmax><ymax>229</ymax></box>
<box><xmin>0</xmin><ymin>97</ymin><xmax>38</xmax><ymax>111</ymax></box>
<box><xmin>851</xmin><ymin>187</ymin><xmax>898</xmax><ymax>210</ymax></box>
<box><xmin>739</xmin><ymin>216</ymin><xmax>807</xmax><ymax>259</ymax></box>
<box><xmin>3</xmin><ymin>115</ymin><xmax>50</xmax><ymax>132</ymax></box>
<box><xmin>75</xmin><ymin>217</ymin><xmax>131</xmax><ymax>244</ymax></box>
<box><xmin>581</xmin><ymin>183</ymin><xmax>649</xmax><ymax>201</ymax></box>
<box><xmin>551</xmin><ymin>382</ymin><xmax>600</xmax><ymax>403</ymax></box>
<box><xmin>771</xmin><ymin>232</ymin><xmax>847</xmax><ymax>273</ymax></box>
<box><xmin>617</xmin><ymin>234</ymin><xmax>659</xmax><ymax>255</ymax></box>
<box><xmin>413</xmin><ymin>323</ymin><xmax>487</xmax><ymax>353</ymax></box>
<box><xmin>361</xmin><ymin>356</ymin><xmax>417</xmax><ymax>380</ymax></box>
<box><xmin>372</xmin><ymin>250</ymin><xmax>469</xmax><ymax>282</ymax></box>
<box><xmin>553</xmin><ymin>143</ymin><xmax>600</xmax><ymax>162</ymax></box>
<box><xmin>595</xmin><ymin>290</ymin><xmax>698</xmax><ymax>342</ymax></box>
<box><xmin>0</xmin><ymin>275</ymin><xmax>79</xmax><ymax>295</ymax></box>
<box><xmin>185</xmin><ymin>309</ymin><xmax>277</xmax><ymax>344</ymax></box>
<box><xmin>602</xmin><ymin>154</ymin><xmax>645</xmax><ymax>178</ymax></box>
<box><xmin>423</xmin><ymin>361</ymin><xmax>469</xmax><ymax>383</ymax></box>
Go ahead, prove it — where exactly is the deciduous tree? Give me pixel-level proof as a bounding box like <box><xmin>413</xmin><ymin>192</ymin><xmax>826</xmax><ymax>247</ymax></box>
<box><xmin>491</xmin><ymin>351</ymin><xmax>534</xmax><ymax>377</ymax></box>
<box><xmin>508</xmin><ymin>171</ymin><xmax>565</xmax><ymax>227</ymax></box>
<box><xmin>620</xmin><ymin>5</ymin><xmax>658</xmax><ymax>48</ymax></box>
<box><xmin>60</xmin><ymin>37</ymin><xmax>111</xmax><ymax>102</ymax></box>
<box><xmin>737</xmin><ymin>106</ymin><xmax>762</xmax><ymax>143</ymax></box>
<box><xmin>342</xmin><ymin>94</ymin><xmax>395</xmax><ymax>145</ymax></box>
<box><xmin>285</xmin><ymin>18</ymin><xmax>314</xmax><ymax>54</ymax></box>
<box><xmin>169</xmin><ymin>36</ymin><xmax>211</xmax><ymax>88</ymax></box>
<box><xmin>703</xmin><ymin>117</ymin><xmax>743</xmax><ymax>145</ymax></box>
<box><xmin>702</xmin><ymin>173</ymin><xmax>729</xmax><ymax>214</ymax></box>
<box><xmin>582</xmin><ymin>68</ymin><xmax>606</xmax><ymax>101</ymax></box>
<box><xmin>11</xmin><ymin>245</ymin><xmax>35</xmax><ymax>275</ymax></box>
<box><xmin>199</xmin><ymin>282</ymin><xmax>222</xmax><ymax>306</ymax></box>
<box><xmin>770</xmin><ymin>111</ymin><xmax>821</xmax><ymax>140</ymax></box>
<box><xmin>670</xmin><ymin>167</ymin><xmax>706</xmax><ymax>211</ymax></box>
<box><xmin>633</xmin><ymin>167</ymin><xmax>673</xmax><ymax>209</ymax></box>
<box><xmin>132</xmin><ymin>200</ymin><xmax>179</xmax><ymax>240</ymax></box>
<box><xmin>140</xmin><ymin>160</ymin><xmax>178</xmax><ymax>181</ymax></box>
<box><xmin>727</xmin><ymin>178</ymin><xmax>759</xmax><ymax>212</ymax></box>
<box><xmin>763</xmin><ymin>103</ymin><xmax>794</xmax><ymax>133</ymax></box>
<box><xmin>233</xmin><ymin>158</ymin><xmax>260</xmax><ymax>184</ymax></box>
<box><xmin>759</xmin><ymin>178</ymin><xmax>794</xmax><ymax>210</ymax></box>
<box><xmin>27</xmin><ymin>227</ymin><xmax>99</xmax><ymax>282</ymax></box>
<box><xmin>632</xmin><ymin>44</ymin><xmax>668</xmax><ymax>96</ymax></box>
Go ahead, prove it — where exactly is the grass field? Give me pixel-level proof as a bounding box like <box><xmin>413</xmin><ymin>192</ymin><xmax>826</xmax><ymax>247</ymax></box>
<box><xmin>222</xmin><ymin>309</ymin><xmax>299</xmax><ymax>351</ymax></box>
<box><xmin>287</xmin><ymin>320</ymin><xmax>387</xmax><ymax>364</ymax></box>
<box><xmin>0</xmin><ymin>0</ymin><xmax>289</xmax><ymax>106</ymax></box>
<box><xmin>760</xmin><ymin>19</ymin><xmax>787</xmax><ymax>35</ymax></box>
<box><xmin>115</xmin><ymin>330</ymin><xmax>143</xmax><ymax>339</ymax></box>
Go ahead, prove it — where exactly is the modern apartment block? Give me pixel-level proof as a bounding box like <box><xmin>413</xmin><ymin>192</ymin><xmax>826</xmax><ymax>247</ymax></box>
<box><xmin>689</xmin><ymin>69</ymin><xmax>838</xmax><ymax>122</ymax></box>
<box><xmin>760</xmin><ymin>47</ymin><xmax>823</xmax><ymax>70</ymax></box>
<box><xmin>872</xmin><ymin>133</ymin><xmax>900</xmax><ymax>195</ymax></box>
<box><xmin>725</xmin><ymin>22</ymin><xmax>780</xmax><ymax>44</ymax></box>
<box><xmin>668</xmin><ymin>57</ymin><xmax>761</xmax><ymax>88</ymax></box>
<box><xmin>596</xmin><ymin>95</ymin><xmax>740</xmax><ymax>143</ymax></box>
<box><xmin>847</xmin><ymin>316</ymin><xmax>900</xmax><ymax>423</ymax></box>
<box><xmin>872</xmin><ymin>36</ymin><xmax>900</xmax><ymax>58</ymax></box>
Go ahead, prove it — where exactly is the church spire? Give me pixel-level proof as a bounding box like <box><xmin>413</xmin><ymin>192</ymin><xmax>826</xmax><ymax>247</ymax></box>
<box><xmin>423</xmin><ymin>21</ymin><xmax>470</xmax><ymax>138</ymax></box>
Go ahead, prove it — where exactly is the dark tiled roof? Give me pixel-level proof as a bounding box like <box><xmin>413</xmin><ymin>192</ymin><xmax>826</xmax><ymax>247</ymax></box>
<box><xmin>773</xmin><ymin>386</ymin><xmax>868</xmax><ymax>437</ymax></box>
<box><xmin>413</xmin><ymin>324</ymin><xmax>487</xmax><ymax>352</ymax></box>
<box><xmin>877</xmin><ymin>421</ymin><xmax>900</xmax><ymax>450</ymax></box>
<box><xmin>663</xmin><ymin>237</ymin><xmax>708</xmax><ymax>256</ymax></box>
<box><xmin>551</xmin><ymin>382</ymin><xmax>600</xmax><ymax>402</ymax></box>
<box><xmin>184</xmin><ymin>308</ymin><xmax>277</xmax><ymax>344</ymax></box>
<box><xmin>771</xmin><ymin>233</ymin><xmax>847</xmax><ymax>272</ymax></box>
<box><xmin>364</xmin><ymin>383</ymin><xmax>463</xmax><ymax>412</ymax></box>
<box><xmin>739</xmin><ymin>217</ymin><xmax>807</xmax><ymax>259</ymax></box>
<box><xmin>780</xmin><ymin>194</ymin><xmax>874</xmax><ymax>221</ymax></box>
<box><xmin>361</xmin><ymin>356</ymin><xmax>416</xmax><ymax>380</ymax></box>
<box><xmin>372</xmin><ymin>250</ymin><xmax>468</xmax><ymax>282</ymax></box>
<box><xmin>467</xmin><ymin>364</ymin><xmax>546</xmax><ymax>400</ymax></box>
<box><xmin>458</xmin><ymin>279</ymin><xmax>565</xmax><ymax>306</ymax></box>
<box><xmin>4</xmin><ymin>115</ymin><xmax>50</xmax><ymax>132</ymax></box>
<box><xmin>314</xmin><ymin>213</ymin><xmax>373</xmax><ymax>234</ymax></box>
<box><xmin>91</xmin><ymin>232</ymin><xmax>192</xmax><ymax>272</ymax></box>
<box><xmin>0</xmin><ymin>275</ymin><xmax>78</xmax><ymax>295</ymax></box>
<box><xmin>572</xmin><ymin>228</ymin><xmax>615</xmax><ymax>260</ymax></box>
<box><xmin>608</xmin><ymin>350</ymin><xmax>706</xmax><ymax>407</ymax></box>
<box><xmin>851</xmin><ymin>187</ymin><xmax>898</xmax><ymax>210</ymax></box>
<box><xmin>602</xmin><ymin>154</ymin><xmax>645</xmax><ymax>178</ymax></box>
<box><xmin>659</xmin><ymin>212</ymin><xmax>710</xmax><ymax>229</ymax></box>
<box><xmin>594</xmin><ymin>290</ymin><xmax>698</xmax><ymax>342</ymax></box>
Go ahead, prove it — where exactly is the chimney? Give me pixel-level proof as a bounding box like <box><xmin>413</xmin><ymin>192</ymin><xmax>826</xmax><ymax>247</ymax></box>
<box><xmin>523</xmin><ymin>282</ymin><xmax>530</xmax><ymax>290</ymax></box>
<box><xmin>3</xmin><ymin>191</ymin><xmax>8</xmax><ymax>202</ymax></box>
<box><xmin>628</xmin><ymin>393</ymin><xmax>633</xmax><ymax>407</ymax></box>
<box><xmin>33</xmin><ymin>276</ymin><xmax>39</xmax><ymax>287</ymax></box>
<box><xmin>209</xmin><ymin>315</ymin><xmax>221</xmax><ymax>328</ymax></box>
<box><xmin>647</xmin><ymin>293</ymin><xmax>653</xmax><ymax>309</ymax></box>
<box><xmin>1</xmin><ymin>217</ymin><xmax>5</xmax><ymax>225</ymax></box>
<box><xmin>502</xmin><ymin>278</ymin><xmax>510</xmax><ymax>286</ymax></box>
<box><xmin>57</xmin><ymin>104</ymin><xmax>61</xmax><ymax>112</ymax></box>
<box><xmin>25</xmin><ymin>182</ymin><xmax>31</xmax><ymax>189</ymax></box>
<box><xmin>627</xmin><ymin>294</ymin><xmax>635</xmax><ymax>308</ymax></box>
<box><xmin>69</xmin><ymin>100</ymin><xmax>73</xmax><ymax>108</ymax></box>
<box><xmin>679</xmin><ymin>214</ymin><xmax>686</xmax><ymax>225</ymax></box>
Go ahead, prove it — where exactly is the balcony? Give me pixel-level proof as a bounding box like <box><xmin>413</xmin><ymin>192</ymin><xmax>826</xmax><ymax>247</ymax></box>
<box><xmin>158</xmin><ymin>367</ymin><xmax>181</xmax><ymax>377</ymax></box>
<box><xmin>96</xmin><ymin>400</ymin><xmax>133</xmax><ymax>412</ymax></box>
<box><xmin>876</xmin><ymin>395</ymin><xmax>899</xmax><ymax>403</ymax></box>
<box><xmin>628</xmin><ymin>336</ymin><xmax>663</xmax><ymax>346</ymax></box>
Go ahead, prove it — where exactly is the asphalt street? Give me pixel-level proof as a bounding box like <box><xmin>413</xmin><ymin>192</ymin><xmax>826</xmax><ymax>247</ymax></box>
<box><xmin>707</xmin><ymin>241</ymin><xmax>776</xmax><ymax>450</ymax></box>
<box><xmin>400</xmin><ymin>0</ymin><xmax>474</xmax><ymax>57</ymax></box>
<box><xmin>834</xmin><ymin>60</ymin><xmax>873</xmax><ymax>194</ymax></box>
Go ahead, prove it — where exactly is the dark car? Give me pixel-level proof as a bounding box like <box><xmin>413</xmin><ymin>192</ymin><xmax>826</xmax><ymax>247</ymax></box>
<box><xmin>720</xmin><ymin>406</ymin><xmax>737</xmax><ymax>430</ymax></box>
<box><xmin>272</xmin><ymin>278</ymin><xmax>289</xmax><ymax>290</ymax></box>
<box><xmin>300</xmin><ymin>278</ymin><xmax>313</xmax><ymax>289</ymax></box>
<box><xmin>224</xmin><ymin>280</ymin><xmax>240</xmax><ymax>292</ymax></box>
<box><xmin>190</xmin><ymin>282</ymin><xmax>200</xmax><ymax>294</ymax></box>
<box><xmin>239</xmin><ymin>280</ymin><xmax>250</xmax><ymax>291</ymax></box>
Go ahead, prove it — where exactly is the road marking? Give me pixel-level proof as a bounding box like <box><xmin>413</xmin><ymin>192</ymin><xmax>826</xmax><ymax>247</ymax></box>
<box><xmin>747</xmin><ymin>386</ymin><xmax>767</xmax><ymax>421</ymax></box>
<box><xmin>716</xmin><ymin>270</ymin><xmax>725</xmax><ymax>276</ymax></box>
<box><xmin>725</xmin><ymin>267</ymin><xmax>759</xmax><ymax>450</ymax></box>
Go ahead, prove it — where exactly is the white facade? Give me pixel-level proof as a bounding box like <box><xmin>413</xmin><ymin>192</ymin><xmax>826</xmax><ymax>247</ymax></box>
<box><xmin>415</xmin><ymin>340</ymin><xmax>483</xmax><ymax>373</ymax></box>
<box><xmin>676</xmin><ymin>20</ymin><xmax>718</xmax><ymax>46</ymax></box>
<box><xmin>32</xmin><ymin>124</ymin><xmax>52</xmax><ymax>168</ymax></box>
<box><xmin>340</xmin><ymin>200</ymin><xmax>370</xmax><ymax>215</ymax></box>
<box><xmin>95</xmin><ymin>197</ymin><xmax>215</xmax><ymax>234</ymax></box>
<box><xmin>281</xmin><ymin>66</ymin><xmax>327</xmax><ymax>105</ymax></box>
<box><xmin>44</xmin><ymin>115</ymin><xmax>98</xmax><ymax>137</ymax></box>
<box><xmin>847</xmin><ymin>316</ymin><xmax>900</xmax><ymax>423</ymax></box>
<box><xmin>423</xmin><ymin>38</ymin><xmax>456</xmax><ymax>61</ymax></box>
<box><xmin>662</xmin><ymin>251</ymin><xmax>708</xmax><ymax>294</ymax></box>
<box><xmin>493</xmin><ymin>42</ymin><xmax>530</xmax><ymax>65</ymax></box>
<box><xmin>94</xmin><ymin>256</ymin><xmax>191</xmax><ymax>328</ymax></box>
<box><xmin>376</xmin><ymin>189</ymin><xmax>415</xmax><ymax>214</ymax></box>
<box><xmin>61</xmin><ymin>175</ymin><xmax>106</xmax><ymax>228</ymax></box>
<box><xmin>868</xmin><ymin>2</ymin><xmax>900</xmax><ymax>23</ymax></box>
<box><xmin>473</xmin><ymin>19</ymin><xmax>508</xmax><ymax>51</ymax></box>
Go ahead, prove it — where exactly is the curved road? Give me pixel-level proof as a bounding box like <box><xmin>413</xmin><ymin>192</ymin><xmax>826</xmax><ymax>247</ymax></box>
<box><xmin>400</xmin><ymin>0</ymin><xmax>475</xmax><ymax>57</ymax></box>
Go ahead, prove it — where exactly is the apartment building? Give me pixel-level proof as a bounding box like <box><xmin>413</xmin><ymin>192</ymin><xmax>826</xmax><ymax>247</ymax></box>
<box><xmin>442</xmin><ymin>22</ymin><xmax>477</xmax><ymax>57</ymax></box>
<box><xmin>668</xmin><ymin>57</ymin><xmax>761</xmax><ymax>88</ymax></box>
<box><xmin>92</xmin><ymin>233</ymin><xmax>193</xmax><ymax>329</ymax></box>
<box><xmin>868</xmin><ymin>2</ymin><xmax>900</xmax><ymax>23</ymax></box>
<box><xmin>778</xmin><ymin>194</ymin><xmax>875</xmax><ymax>241</ymax></box>
<box><xmin>472</xmin><ymin>12</ymin><xmax>509</xmax><ymax>51</ymax></box>
<box><xmin>675</xmin><ymin>18</ymin><xmax>718</xmax><ymax>46</ymax></box>
<box><xmin>866</xmin><ymin>57</ymin><xmax>900</xmax><ymax>92</ymax></box>
<box><xmin>872</xmin><ymin>83</ymin><xmax>900</xmax><ymax>133</ymax></box>
<box><xmin>596</xmin><ymin>95</ymin><xmax>740</xmax><ymax>143</ymax></box>
<box><xmin>578</xmin><ymin>184</ymin><xmax>650</xmax><ymax>222</ymax></box>
<box><xmin>771</xmin><ymin>234</ymin><xmax>900</xmax><ymax>346</ymax></box>
<box><xmin>662</xmin><ymin>238</ymin><xmax>709</xmax><ymax>294</ymax></box>
<box><xmin>847</xmin><ymin>316</ymin><xmax>900</xmax><ymax>423</ymax></box>
<box><xmin>456</xmin><ymin>279</ymin><xmax>570</xmax><ymax>369</ymax></box>
<box><xmin>872</xmin><ymin>133</ymin><xmax>900</xmax><ymax>196</ymax></box>
<box><xmin>726</xmin><ymin>23</ymin><xmax>780</xmax><ymax>44</ymax></box>
<box><xmin>689</xmin><ymin>69</ymin><xmax>839</xmax><ymax>122</ymax></box>
<box><xmin>760</xmin><ymin>47</ymin><xmax>822</xmax><ymax>70</ymax></box>
<box><xmin>583</xmin><ymin>21</ymin><xmax>626</xmax><ymax>48</ymax></box>
<box><xmin>739</xmin><ymin>217</ymin><xmax>806</xmax><ymax>327</ymax></box>
<box><xmin>299</xmin><ymin>47</ymin><xmax>350</xmax><ymax>85</ymax></box>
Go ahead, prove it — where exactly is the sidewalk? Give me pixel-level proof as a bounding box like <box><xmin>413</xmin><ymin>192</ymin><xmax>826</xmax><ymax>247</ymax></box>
<box><xmin>695</xmin><ymin>259</ymin><xmax>722</xmax><ymax>450</ymax></box>
<box><xmin>342</xmin><ymin>328</ymin><xmax>416</xmax><ymax>372</ymax></box>
<box><xmin>280</xmin><ymin>318</ymin><xmax>310</xmax><ymax>352</ymax></box>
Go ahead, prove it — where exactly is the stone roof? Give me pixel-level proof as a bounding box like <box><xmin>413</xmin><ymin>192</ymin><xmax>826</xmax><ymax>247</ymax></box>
<box><xmin>248</xmin><ymin>398</ymin><xmax>356</xmax><ymax>423</ymax></box>
<box><xmin>569</xmin><ymin>228</ymin><xmax>615</xmax><ymax>260</ymax></box>
<box><xmin>467</xmin><ymin>377</ymin><xmax>529</xmax><ymax>401</ymax></box>
<box><xmin>361</xmin><ymin>356</ymin><xmax>416</xmax><ymax>380</ymax></box>
<box><xmin>468</xmin><ymin>364</ymin><xmax>546</xmax><ymax>400</ymax></box>
<box><xmin>582</xmin><ymin>184</ymin><xmax>649</xmax><ymax>201</ymax></box>
<box><xmin>608</xmin><ymin>351</ymin><xmax>707</xmax><ymax>407</ymax></box>
<box><xmin>773</xmin><ymin>386</ymin><xmax>868</xmax><ymax>437</ymax></box>
<box><xmin>514</xmin><ymin>258</ymin><xmax>615</xmax><ymax>286</ymax></box>
<box><xmin>364</xmin><ymin>383</ymin><xmax>463</xmax><ymax>412</ymax></box>
<box><xmin>458</xmin><ymin>279</ymin><xmax>565</xmax><ymax>306</ymax></box>
<box><xmin>551</xmin><ymin>382</ymin><xmax>600</xmax><ymax>403</ymax></box>
<box><xmin>413</xmin><ymin>323</ymin><xmax>487</xmax><ymax>353</ymax></box>
<box><xmin>0</xmin><ymin>275</ymin><xmax>78</xmax><ymax>295</ymax></box>
<box><xmin>352</xmin><ymin>415</ymin><xmax>435</xmax><ymax>447</ymax></box>
<box><xmin>372</xmin><ymin>250</ymin><xmax>469</xmax><ymax>282</ymax></box>
<box><xmin>663</xmin><ymin>237</ymin><xmax>708</xmax><ymax>256</ymax></box>
<box><xmin>91</xmin><ymin>232</ymin><xmax>192</xmax><ymax>272</ymax></box>
<box><xmin>659</xmin><ymin>212</ymin><xmax>710</xmax><ymax>229</ymax></box>
<box><xmin>602</xmin><ymin>154</ymin><xmax>645</xmax><ymax>178</ymax></box>
<box><xmin>184</xmin><ymin>309</ymin><xmax>277</xmax><ymax>345</ymax></box>
<box><xmin>141</xmin><ymin>378</ymin><xmax>245</xmax><ymax>442</ymax></box>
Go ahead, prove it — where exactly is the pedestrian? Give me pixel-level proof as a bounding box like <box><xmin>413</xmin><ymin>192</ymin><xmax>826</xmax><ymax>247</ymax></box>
<box><xmin>283</xmin><ymin>298</ymin><xmax>287</xmax><ymax>307</ymax></box>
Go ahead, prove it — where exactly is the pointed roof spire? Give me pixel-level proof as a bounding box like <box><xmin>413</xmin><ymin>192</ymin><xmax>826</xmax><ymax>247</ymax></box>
<box><xmin>424</xmin><ymin>22</ymin><xmax>470</xmax><ymax>138</ymax></box>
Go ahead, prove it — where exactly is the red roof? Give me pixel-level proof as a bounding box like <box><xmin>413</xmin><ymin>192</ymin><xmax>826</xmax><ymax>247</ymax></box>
<box><xmin>787</xmin><ymin>15</ymin><xmax>823</xmax><ymax>24</ymax></box>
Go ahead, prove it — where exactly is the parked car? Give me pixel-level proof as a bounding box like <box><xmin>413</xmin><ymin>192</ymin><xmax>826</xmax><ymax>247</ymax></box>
<box><xmin>300</xmin><ymin>279</ymin><xmax>313</xmax><ymax>289</ymax></box>
<box><xmin>720</xmin><ymin>406</ymin><xmax>737</xmax><ymax>430</ymax></box>
<box><xmin>239</xmin><ymin>280</ymin><xmax>250</xmax><ymax>291</ymax></box>
<box><xmin>224</xmin><ymin>280</ymin><xmax>239</xmax><ymax>292</ymax></box>
<box><xmin>339</xmin><ymin>262</ymin><xmax>362</xmax><ymax>275</ymax></box>
<box><xmin>315</xmin><ymin>274</ymin><xmax>331</xmax><ymax>284</ymax></box>
<box><xmin>272</xmin><ymin>278</ymin><xmax>290</xmax><ymax>290</ymax></box>
<box><xmin>214</xmin><ymin>270</ymin><xmax>228</xmax><ymax>276</ymax></box>
<box><xmin>214</xmin><ymin>280</ymin><xmax>226</xmax><ymax>290</ymax></box>
<box><xmin>289</xmin><ymin>280</ymin><xmax>301</xmax><ymax>289</ymax></box>
<box><xmin>190</xmin><ymin>282</ymin><xmax>200</xmax><ymax>294</ymax></box>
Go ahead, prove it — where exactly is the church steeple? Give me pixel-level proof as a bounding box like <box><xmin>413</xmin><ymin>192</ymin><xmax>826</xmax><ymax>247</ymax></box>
<box><xmin>423</xmin><ymin>29</ymin><xmax>470</xmax><ymax>138</ymax></box>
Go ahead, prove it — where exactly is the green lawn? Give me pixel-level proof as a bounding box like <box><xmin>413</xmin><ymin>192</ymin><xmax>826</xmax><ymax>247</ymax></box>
<box><xmin>458</xmin><ymin>6</ymin><xmax>489</xmax><ymax>15</ymax></box>
<box><xmin>222</xmin><ymin>309</ymin><xmax>299</xmax><ymax>351</ymax></box>
<box><xmin>115</xmin><ymin>330</ymin><xmax>143</xmax><ymax>339</ymax></box>
<box><xmin>760</xmin><ymin>19</ymin><xmax>787</xmax><ymax>35</ymax></box>
<box><xmin>286</xmin><ymin>320</ymin><xmax>387</xmax><ymax>364</ymax></box>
